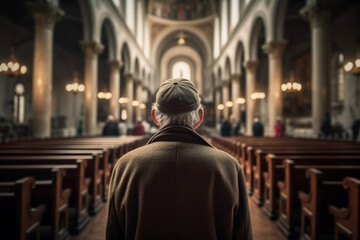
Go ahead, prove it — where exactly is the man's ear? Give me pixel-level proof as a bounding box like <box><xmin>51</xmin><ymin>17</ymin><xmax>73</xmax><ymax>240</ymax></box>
<box><xmin>194</xmin><ymin>108</ymin><xmax>204</xmax><ymax>129</ymax></box>
<box><xmin>151</xmin><ymin>109</ymin><xmax>160</xmax><ymax>126</ymax></box>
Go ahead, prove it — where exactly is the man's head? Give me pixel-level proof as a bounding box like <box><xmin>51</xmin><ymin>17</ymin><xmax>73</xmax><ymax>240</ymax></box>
<box><xmin>152</xmin><ymin>78</ymin><xmax>203</xmax><ymax>129</ymax></box>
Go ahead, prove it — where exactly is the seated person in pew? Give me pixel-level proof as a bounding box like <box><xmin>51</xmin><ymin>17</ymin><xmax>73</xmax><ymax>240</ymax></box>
<box><xmin>106</xmin><ymin>78</ymin><xmax>253</xmax><ymax>240</ymax></box>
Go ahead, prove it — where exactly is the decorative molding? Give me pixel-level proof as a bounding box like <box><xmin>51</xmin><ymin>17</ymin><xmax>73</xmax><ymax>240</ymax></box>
<box><xmin>27</xmin><ymin>1</ymin><xmax>64</xmax><ymax>30</ymax></box>
<box><xmin>79</xmin><ymin>41</ymin><xmax>104</xmax><ymax>56</ymax></box>
<box><xmin>262</xmin><ymin>40</ymin><xmax>288</xmax><ymax>58</ymax></box>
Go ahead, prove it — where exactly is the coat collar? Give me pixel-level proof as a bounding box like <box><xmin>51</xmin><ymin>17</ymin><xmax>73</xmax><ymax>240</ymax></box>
<box><xmin>147</xmin><ymin>125</ymin><xmax>214</xmax><ymax>148</ymax></box>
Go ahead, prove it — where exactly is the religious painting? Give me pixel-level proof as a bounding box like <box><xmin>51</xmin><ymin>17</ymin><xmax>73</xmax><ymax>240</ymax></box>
<box><xmin>283</xmin><ymin>52</ymin><xmax>312</xmax><ymax>117</ymax></box>
<box><xmin>149</xmin><ymin>0</ymin><xmax>213</xmax><ymax>21</ymax></box>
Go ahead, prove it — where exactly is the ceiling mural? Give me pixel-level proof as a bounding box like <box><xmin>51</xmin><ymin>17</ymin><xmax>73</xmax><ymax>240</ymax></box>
<box><xmin>149</xmin><ymin>0</ymin><xmax>214</xmax><ymax>21</ymax></box>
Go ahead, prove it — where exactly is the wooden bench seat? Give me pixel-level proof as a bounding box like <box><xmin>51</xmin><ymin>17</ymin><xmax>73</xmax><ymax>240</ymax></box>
<box><xmin>0</xmin><ymin>163</ymin><xmax>91</xmax><ymax>234</ymax></box>
<box><xmin>0</xmin><ymin>150</ymin><xmax>108</xmax><ymax>204</ymax></box>
<box><xmin>298</xmin><ymin>168</ymin><xmax>360</xmax><ymax>240</ymax></box>
<box><xmin>251</xmin><ymin>150</ymin><xmax>360</xmax><ymax>206</ymax></box>
<box><xmin>264</xmin><ymin>155</ymin><xmax>360</xmax><ymax>220</ymax></box>
<box><xmin>329</xmin><ymin>177</ymin><xmax>360</xmax><ymax>240</ymax></box>
<box><xmin>0</xmin><ymin>177</ymin><xmax>46</xmax><ymax>240</ymax></box>
<box><xmin>276</xmin><ymin>160</ymin><xmax>360</xmax><ymax>239</ymax></box>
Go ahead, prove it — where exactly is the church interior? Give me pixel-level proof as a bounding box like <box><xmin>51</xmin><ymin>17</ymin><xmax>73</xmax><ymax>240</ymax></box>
<box><xmin>0</xmin><ymin>0</ymin><xmax>360</xmax><ymax>240</ymax></box>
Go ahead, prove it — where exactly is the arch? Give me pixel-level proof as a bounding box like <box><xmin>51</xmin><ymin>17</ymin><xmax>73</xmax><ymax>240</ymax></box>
<box><xmin>160</xmin><ymin>46</ymin><xmax>203</xmax><ymax>93</ymax></box>
<box><xmin>78</xmin><ymin>0</ymin><xmax>94</xmax><ymax>41</ymax></box>
<box><xmin>121</xmin><ymin>42</ymin><xmax>131</xmax><ymax>74</ymax></box>
<box><xmin>248</xmin><ymin>16</ymin><xmax>267</xmax><ymax>61</ymax></box>
<box><xmin>100</xmin><ymin>18</ymin><xmax>117</xmax><ymax>60</ymax></box>
<box><xmin>225</xmin><ymin>57</ymin><xmax>232</xmax><ymax>80</ymax></box>
<box><xmin>273</xmin><ymin>0</ymin><xmax>288</xmax><ymax>40</ymax></box>
<box><xmin>151</xmin><ymin>25</ymin><xmax>212</xmax><ymax>66</ymax></box>
<box><xmin>134</xmin><ymin>58</ymin><xmax>140</xmax><ymax>79</ymax></box>
<box><xmin>235</xmin><ymin>41</ymin><xmax>245</xmax><ymax>74</ymax></box>
<box><xmin>217</xmin><ymin>67</ymin><xmax>222</xmax><ymax>83</ymax></box>
<box><xmin>171</xmin><ymin>60</ymin><xmax>192</xmax><ymax>80</ymax></box>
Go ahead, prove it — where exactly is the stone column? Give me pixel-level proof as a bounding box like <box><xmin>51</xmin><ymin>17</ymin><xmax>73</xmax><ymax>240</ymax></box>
<box><xmin>80</xmin><ymin>41</ymin><xmax>104</xmax><ymax>136</ymax></box>
<box><xmin>301</xmin><ymin>1</ymin><xmax>333</xmax><ymax>137</ymax></box>
<box><xmin>215</xmin><ymin>87</ymin><xmax>221</xmax><ymax>126</ymax></box>
<box><xmin>108</xmin><ymin>60</ymin><xmax>122</xmax><ymax>120</ymax></box>
<box><xmin>231</xmin><ymin>74</ymin><xmax>241</xmax><ymax>122</ymax></box>
<box><xmin>125</xmin><ymin>74</ymin><xmax>134</xmax><ymax>124</ymax></box>
<box><xmin>244</xmin><ymin>61</ymin><xmax>259</xmax><ymax>135</ymax></box>
<box><xmin>222</xmin><ymin>81</ymin><xmax>230</xmax><ymax>119</ymax></box>
<box><xmin>135</xmin><ymin>81</ymin><xmax>143</xmax><ymax>121</ymax></box>
<box><xmin>27</xmin><ymin>2</ymin><xmax>64</xmax><ymax>138</ymax></box>
<box><xmin>263</xmin><ymin>40</ymin><xmax>287</xmax><ymax>136</ymax></box>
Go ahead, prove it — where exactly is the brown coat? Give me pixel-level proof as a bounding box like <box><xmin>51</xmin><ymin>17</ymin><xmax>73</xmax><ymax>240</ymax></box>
<box><xmin>106</xmin><ymin>126</ymin><xmax>252</xmax><ymax>240</ymax></box>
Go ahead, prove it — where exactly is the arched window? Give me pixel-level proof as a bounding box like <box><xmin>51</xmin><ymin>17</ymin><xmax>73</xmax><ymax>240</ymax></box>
<box><xmin>14</xmin><ymin>83</ymin><xmax>25</xmax><ymax>124</ymax></box>
<box><xmin>337</xmin><ymin>53</ymin><xmax>345</xmax><ymax>101</ymax></box>
<box><xmin>172</xmin><ymin>61</ymin><xmax>191</xmax><ymax>80</ymax></box>
<box><xmin>112</xmin><ymin>0</ymin><xmax>120</xmax><ymax>7</ymax></box>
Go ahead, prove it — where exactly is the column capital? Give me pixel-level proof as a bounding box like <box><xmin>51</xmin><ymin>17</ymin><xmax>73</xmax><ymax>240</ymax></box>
<box><xmin>300</xmin><ymin>0</ymin><xmax>335</xmax><ymax>28</ymax></box>
<box><xmin>231</xmin><ymin>73</ymin><xmax>242</xmax><ymax>81</ymax></box>
<box><xmin>27</xmin><ymin>1</ymin><xmax>64</xmax><ymax>29</ymax></box>
<box><xmin>80</xmin><ymin>41</ymin><xmax>104</xmax><ymax>56</ymax></box>
<box><xmin>124</xmin><ymin>73</ymin><xmax>133</xmax><ymax>81</ymax></box>
<box><xmin>243</xmin><ymin>61</ymin><xmax>259</xmax><ymax>73</ymax></box>
<box><xmin>222</xmin><ymin>80</ymin><xmax>230</xmax><ymax>87</ymax></box>
<box><xmin>262</xmin><ymin>40</ymin><xmax>288</xmax><ymax>58</ymax></box>
<box><xmin>108</xmin><ymin>60</ymin><xmax>123</xmax><ymax>70</ymax></box>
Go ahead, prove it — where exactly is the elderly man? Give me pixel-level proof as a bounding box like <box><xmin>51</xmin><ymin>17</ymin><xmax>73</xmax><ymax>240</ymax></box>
<box><xmin>106</xmin><ymin>78</ymin><xmax>252</xmax><ymax>240</ymax></box>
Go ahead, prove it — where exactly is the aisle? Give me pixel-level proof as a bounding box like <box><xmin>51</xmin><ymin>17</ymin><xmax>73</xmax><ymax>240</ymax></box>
<box><xmin>73</xmin><ymin>197</ymin><xmax>286</xmax><ymax>240</ymax></box>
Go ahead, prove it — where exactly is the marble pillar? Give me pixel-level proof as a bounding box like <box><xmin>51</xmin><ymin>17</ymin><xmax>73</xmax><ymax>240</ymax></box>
<box><xmin>27</xmin><ymin>2</ymin><xmax>64</xmax><ymax>138</ymax></box>
<box><xmin>125</xmin><ymin>74</ymin><xmax>134</xmax><ymax>124</ymax></box>
<box><xmin>263</xmin><ymin>40</ymin><xmax>287</xmax><ymax>136</ymax></box>
<box><xmin>244</xmin><ymin>61</ymin><xmax>259</xmax><ymax>135</ymax></box>
<box><xmin>301</xmin><ymin>1</ymin><xmax>333</xmax><ymax>137</ymax></box>
<box><xmin>108</xmin><ymin>60</ymin><xmax>122</xmax><ymax>120</ymax></box>
<box><xmin>136</xmin><ymin>81</ymin><xmax>143</xmax><ymax>121</ymax></box>
<box><xmin>80</xmin><ymin>41</ymin><xmax>104</xmax><ymax>136</ymax></box>
<box><xmin>222</xmin><ymin>81</ymin><xmax>230</xmax><ymax>119</ymax></box>
<box><xmin>231</xmin><ymin>74</ymin><xmax>241</xmax><ymax>122</ymax></box>
<box><xmin>215</xmin><ymin>87</ymin><xmax>221</xmax><ymax>126</ymax></box>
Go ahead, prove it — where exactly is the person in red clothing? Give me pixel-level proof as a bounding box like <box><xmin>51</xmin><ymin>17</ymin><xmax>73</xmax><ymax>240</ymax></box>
<box><xmin>133</xmin><ymin>117</ymin><xmax>145</xmax><ymax>135</ymax></box>
<box><xmin>274</xmin><ymin>118</ymin><xmax>285</xmax><ymax>137</ymax></box>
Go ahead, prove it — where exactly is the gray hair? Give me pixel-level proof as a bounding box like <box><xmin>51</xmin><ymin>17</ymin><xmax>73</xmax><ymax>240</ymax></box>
<box><xmin>152</xmin><ymin>103</ymin><xmax>203</xmax><ymax>128</ymax></box>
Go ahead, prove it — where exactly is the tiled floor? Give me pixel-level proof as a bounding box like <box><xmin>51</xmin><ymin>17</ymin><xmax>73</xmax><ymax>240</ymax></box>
<box><xmin>73</xmin><ymin>197</ymin><xmax>286</xmax><ymax>240</ymax></box>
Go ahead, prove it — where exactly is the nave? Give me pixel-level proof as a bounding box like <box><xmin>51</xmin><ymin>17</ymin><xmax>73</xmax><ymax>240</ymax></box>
<box><xmin>0</xmin><ymin>133</ymin><xmax>359</xmax><ymax>240</ymax></box>
<box><xmin>72</xmin><ymin>196</ymin><xmax>286</xmax><ymax>240</ymax></box>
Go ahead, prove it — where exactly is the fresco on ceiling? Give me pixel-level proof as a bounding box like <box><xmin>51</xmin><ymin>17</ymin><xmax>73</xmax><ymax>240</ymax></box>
<box><xmin>149</xmin><ymin>0</ymin><xmax>213</xmax><ymax>21</ymax></box>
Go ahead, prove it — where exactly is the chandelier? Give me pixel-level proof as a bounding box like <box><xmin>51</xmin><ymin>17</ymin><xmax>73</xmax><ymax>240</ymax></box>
<box><xmin>251</xmin><ymin>92</ymin><xmax>265</xmax><ymax>100</ymax></box>
<box><xmin>344</xmin><ymin>46</ymin><xmax>360</xmax><ymax>75</ymax></box>
<box><xmin>118</xmin><ymin>97</ymin><xmax>130</xmax><ymax>104</ymax></box>
<box><xmin>98</xmin><ymin>91</ymin><xmax>112</xmax><ymax>99</ymax></box>
<box><xmin>281</xmin><ymin>72</ymin><xmax>302</xmax><ymax>92</ymax></box>
<box><xmin>0</xmin><ymin>48</ymin><xmax>27</xmax><ymax>76</ymax></box>
<box><xmin>176</xmin><ymin>31</ymin><xmax>186</xmax><ymax>45</ymax></box>
<box><xmin>217</xmin><ymin>104</ymin><xmax>225</xmax><ymax>110</ymax></box>
<box><xmin>65</xmin><ymin>72</ymin><xmax>85</xmax><ymax>93</ymax></box>
<box><xmin>236</xmin><ymin>97</ymin><xmax>246</xmax><ymax>104</ymax></box>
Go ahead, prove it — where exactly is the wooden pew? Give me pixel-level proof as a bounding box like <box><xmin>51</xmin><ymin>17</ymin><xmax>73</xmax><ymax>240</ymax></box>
<box><xmin>329</xmin><ymin>177</ymin><xmax>360</xmax><ymax>240</ymax></box>
<box><xmin>0</xmin><ymin>168</ymin><xmax>71</xmax><ymax>240</ymax></box>
<box><xmin>0</xmin><ymin>155</ymin><xmax>103</xmax><ymax>215</ymax></box>
<box><xmin>298</xmin><ymin>168</ymin><xmax>360</xmax><ymax>240</ymax></box>
<box><xmin>264</xmin><ymin>154</ymin><xmax>360</xmax><ymax>220</ymax></box>
<box><xmin>0</xmin><ymin>177</ymin><xmax>46</xmax><ymax>240</ymax></box>
<box><xmin>0</xmin><ymin>143</ymin><xmax>119</xmax><ymax>201</ymax></box>
<box><xmin>276</xmin><ymin>160</ymin><xmax>360</xmax><ymax>239</ymax></box>
<box><xmin>0</xmin><ymin>151</ymin><xmax>106</xmax><ymax>209</ymax></box>
<box><xmin>0</xmin><ymin>163</ymin><xmax>91</xmax><ymax>234</ymax></box>
<box><xmin>252</xmin><ymin>149</ymin><xmax>360</xmax><ymax>206</ymax></box>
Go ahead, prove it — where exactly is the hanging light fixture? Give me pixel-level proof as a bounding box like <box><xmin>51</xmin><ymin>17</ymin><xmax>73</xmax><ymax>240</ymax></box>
<box><xmin>225</xmin><ymin>101</ymin><xmax>233</xmax><ymax>107</ymax></box>
<box><xmin>344</xmin><ymin>44</ymin><xmax>360</xmax><ymax>75</ymax></box>
<box><xmin>132</xmin><ymin>100</ymin><xmax>140</xmax><ymax>107</ymax></box>
<box><xmin>0</xmin><ymin>47</ymin><xmax>27</xmax><ymax>76</ymax></box>
<box><xmin>65</xmin><ymin>72</ymin><xmax>85</xmax><ymax>93</ymax></box>
<box><xmin>251</xmin><ymin>92</ymin><xmax>266</xmax><ymax>100</ymax></box>
<box><xmin>98</xmin><ymin>91</ymin><xmax>112</xmax><ymax>99</ymax></box>
<box><xmin>236</xmin><ymin>97</ymin><xmax>246</xmax><ymax>104</ymax></box>
<box><xmin>281</xmin><ymin>71</ymin><xmax>302</xmax><ymax>92</ymax></box>
<box><xmin>176</xmin><ymin>31</ymin><xmax>186</xmax><ymax>45</ymax></box>
<box><xmin>119</xmin><ymin>97</ymin><xmax>130</xmax><ymax>104</ymax></box>
<box><xmin>217</xmin><ymin>104</ymin><xmax>225</xmax><ymax>110</ymax></box>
